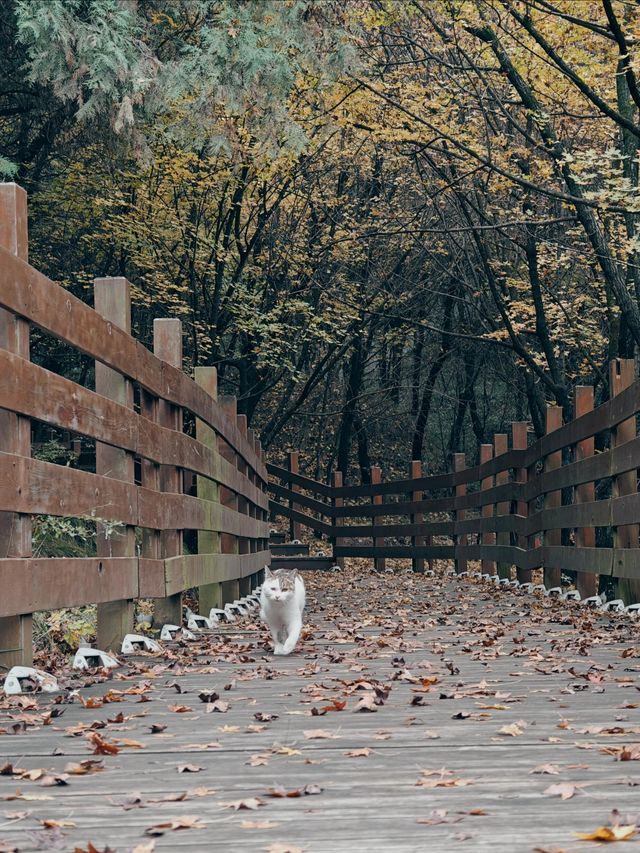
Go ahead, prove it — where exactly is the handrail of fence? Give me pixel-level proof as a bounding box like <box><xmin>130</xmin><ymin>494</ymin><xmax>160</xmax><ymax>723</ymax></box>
<box><xmin>269</xmin><ymin>366</ymin><xmax>640</xmax><ymax>605</ymax></box>
<box><xmin>0</xmin><ymin>184</ymin><xmax>269</xmax><ymax>667</ymax></box>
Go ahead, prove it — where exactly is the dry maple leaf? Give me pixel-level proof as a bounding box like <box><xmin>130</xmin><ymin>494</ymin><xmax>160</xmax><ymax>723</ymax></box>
<box><xmin>167</xmin><ymin>704</ymin><xmax>192</xmax><ymax>713</ymax></box>
<box><xmin>223</xmin><ymin>797</ymin><xmax>264</xmax><ymax>810</ymax></box>
<box><xmin>177</xmin><ymin>764</ymin><xmax>204</xmax><ymax>773</ymax></box>
<box><xmin>86</xmin><ymin>732</ymin><xmax>120</xmax><ymax>755</ymax></box>
<box><xmin>131</xmin><ymin>842</ymin><xmax>156</xmax><ymax>853</ymax></box>
<box><xmin>241</xmin><ymin>820</ymin><xmax>280</xmax><ymax>830</ymax></box>
<box><xmin>498</xmin><ymin>723</ymin><xmax>524</xmax><ymax>737</ymax></box>
<box><xmin>0</xmin><ymin>789</ymin><xmax>54</xmax><ymax>801</ymax></box>
<box><xmin>575</xmin><ymin>825</ymin><xmax>637</xmax><ymax>842</ymax></box>
<box><xmin>345</xmin><ymin>748</ymin><xmax>373</xmax><ymax>758</ymax></box>
<box><xmin>543</xmin><ymin>782</ymin><xmax>581</xmax><ymax>800</ymax></box>
<box><xmin>144</xmin><ymin>816</ymin><xmax>206</xmax><ymax>836</ymax></box>
<box><xmin>303</xmin><ymin>729</ymin><xmax>340</xmax><ymax>740</ymax></box>
<box><xmin>530</xmin><ymin>764</ymin><xmax>560</xmax><ymax>775</ymax></box>
<box><xmin>42</xmin><ymin>819</ymin><xmax>77</xmax><ymax>829</ymax></box>
<box><xmin>266</xmin><ymin>784</ymin><xmax>322</xmax><ymax>798</ymax></box>
<box><xmin>64</xmin><ymin>760</ymin><xmax>104</xmax><ymax>775</ymax></box>
<box><xmin>265</xmin><ymin>845</ymin><xmax>304</xmax><ymax>853</ymax></box>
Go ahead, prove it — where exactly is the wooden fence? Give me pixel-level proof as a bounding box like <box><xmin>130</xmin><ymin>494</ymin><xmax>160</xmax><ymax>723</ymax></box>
<box><xmin>269</xmin><ymin>364</ymin><xmax>640</xmax><ymax>605</ymax></box>
<box><xmin>0</xmin><ymin>184</ymin><xmax>269</xmax><ymax>667</ymax></box>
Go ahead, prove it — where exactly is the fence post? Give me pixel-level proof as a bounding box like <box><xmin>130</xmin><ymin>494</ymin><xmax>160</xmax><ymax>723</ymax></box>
<box><xmin>371</xmin><ymin>466</ymin><xmax>385</xmax><ymax>572</ymax></box>
<box><xmin>288</xmin><ymin>451</ymin><xmax>302</xmax><ymax>541</ymax></box>
<box><xmin>194</xmin><ymin>367</ymin><xmax>223</xmax><ymax>612</ymax></box>
<box><xmin>543</xmin><ymin>405</ymin><xmax>563</xmax><ymax>590</ymax></box>
<box><xmin>480</xmin><ymin>444</ymin><xmax>496</xmax><ymax>575</ymax></box>
<box><xmin>151</xmin><ymin>318</ymin><xmax>184</xmax><ymax>627</ymax></box>
<box><xmin>494</xmin><ymin>433</ymin><xmax>510</xmax><ymax>579</ymax></box>
<box><xmin>610</xmin><ymin>358</ymin><xmax>640</xmax><ymax>604</ymax></box>
<box><xmin>237</xmin><ymin>415</ymin><xmax>252</xmax><ymax>598</ymax></box>
<box><xmin>511</xmin><ymin>422</ymin><xmax>530</xmax><ymax>584</ymax></box>
<box><xmin>574</xmin><ymin>386</ymin><xmax>597</xmax><ymax>599</ymax></box>
<box><xmin>218</xmin><ymin>396</ymin><xmax>240</xmax><ymax>604</ymax></box>
<box><xmin>94</xmin><ymin>278</ymin><xmax>136</xmax><ymax>651</ymax></box>
<box><xmin>453</xmin><ymin>453</ymin><xmax>467</xmax><ymax>575</ymax></box>
<box><xmin>331</xmin><ymin>471</ymin><xmax>345</xmax><ymax>569</ymax></box>
<box><xmin>0</xmin><ymin>183</ymin><xmax>32</xmax><ymax>668</ymax></box>
<box><xmin>410</xmin><ymin>460</ymin><xmax>425</xmax><ymax>573</ymax></box>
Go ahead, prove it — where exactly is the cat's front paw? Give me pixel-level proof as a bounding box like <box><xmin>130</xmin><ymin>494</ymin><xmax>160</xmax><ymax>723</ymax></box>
<box><xmin>273</xmin><ymin>646</ymin><xmax>288</xmax><ymax>655</ymax></box>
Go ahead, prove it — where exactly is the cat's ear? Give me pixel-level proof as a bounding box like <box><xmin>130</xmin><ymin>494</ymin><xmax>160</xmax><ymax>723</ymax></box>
<box><xmin>292</xmin><ymin>568</ymin><xmax>300</xmax><ymax>577</ymax></box>
<box><xmin>265</xmin><ymin>566</ymin><xmax>274</xmax><ymax>578</ymax></box>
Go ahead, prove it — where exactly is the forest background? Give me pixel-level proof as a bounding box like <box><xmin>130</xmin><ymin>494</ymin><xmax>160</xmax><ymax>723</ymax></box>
<box><xmin>2</xmin><ymin>0</ymin><xmax>640</xmax><ymax>485</ymax></box>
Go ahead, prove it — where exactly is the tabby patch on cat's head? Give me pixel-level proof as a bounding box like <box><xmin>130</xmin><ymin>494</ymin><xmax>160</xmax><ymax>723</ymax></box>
<box><xmin>264</xmin><ymin>567</ymin><xmax>300</xmax><ymax>593</ymax></box>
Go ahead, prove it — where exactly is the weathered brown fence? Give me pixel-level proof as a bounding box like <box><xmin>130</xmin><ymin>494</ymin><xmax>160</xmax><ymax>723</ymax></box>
<box><xmin>0</xmin><ymin>184</ymin><xmax>269</xmax><ymax>667</ymax></box>
<box><xmin>269</xmin><ymin>365</ymin><xmax>640</xmax><ymax>605</ymax></box>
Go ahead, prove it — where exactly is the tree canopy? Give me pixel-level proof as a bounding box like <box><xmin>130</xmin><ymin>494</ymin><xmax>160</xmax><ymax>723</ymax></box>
<box><xmin>2</xmin><ymin>0</ymin><xmax>639</xmax><ymax>482</ymax></box>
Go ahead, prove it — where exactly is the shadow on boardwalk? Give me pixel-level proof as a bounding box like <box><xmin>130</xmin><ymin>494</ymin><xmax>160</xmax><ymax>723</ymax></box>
<box><xmin>1</xmin><ymin>564</ymin><xmax>639</xmax><ymax>852</ymax></box>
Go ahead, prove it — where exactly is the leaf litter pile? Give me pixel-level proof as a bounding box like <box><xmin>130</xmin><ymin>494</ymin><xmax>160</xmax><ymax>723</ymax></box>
<box><xmin>1</xmin><ymin>558</ymin><xmax>639</xmax><ymax>852</ymax></box>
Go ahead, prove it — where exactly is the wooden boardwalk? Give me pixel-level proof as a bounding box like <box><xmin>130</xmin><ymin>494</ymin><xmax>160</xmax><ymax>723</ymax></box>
<box><xmin>1</xmin><ymin>566</ymin><xmax>639</xmax><ymax>852</ymax></box>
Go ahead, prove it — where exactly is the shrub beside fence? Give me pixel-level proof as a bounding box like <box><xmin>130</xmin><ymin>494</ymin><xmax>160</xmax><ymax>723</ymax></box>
<box><xmin>0</xmin><ymin>184</ymin><xmax>269</xmax><ymax>667</ymax></box>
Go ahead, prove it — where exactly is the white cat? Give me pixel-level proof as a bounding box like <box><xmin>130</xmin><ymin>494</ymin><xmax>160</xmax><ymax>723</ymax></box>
<box><xmin>260</xmin><ymin>567</ymin><xmax>306</xmax><ymax>655</ymax></box>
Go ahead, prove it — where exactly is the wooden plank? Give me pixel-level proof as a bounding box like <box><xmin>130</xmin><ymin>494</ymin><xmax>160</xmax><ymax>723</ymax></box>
<box><xmin>334</xmin><ymin>545</ymin><xmax>455</xmax><ymax>559</ymax></box>
<box><xmin>0</xmin><ymin>557</ymin><xmax>139</xmax><ymax>616</ymax></box>
<box><xmin>269</xmin><ymin>500</ymin><xmax>332</xmax><ymax>537</ymax></box>
<box><xmin>270</xmin><ymin>481</ymin><xmax>333</xmax><ymax>518</ymax></box>
<box><xmin>0</xmin><ymin>183</ymin><xmax>32</xmax><ymax>667</ymax></box>
<box><xmin>162</xmin><ymin>550</ymin><xmax>270</xmax><ymax>595</ymax></box>
<box><xmin>329</xmin><ymin>521</ymin><xmax>455</xmax><ymax>538</ymax></box>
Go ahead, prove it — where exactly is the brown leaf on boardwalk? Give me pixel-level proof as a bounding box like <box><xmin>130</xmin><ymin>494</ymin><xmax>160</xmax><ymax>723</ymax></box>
<box><xmin>498</xmin><ymin>723</ymin><xmax>525</xmax><ymax>737</ymax></box>
<box><xmin>42</xmin><ymin>819</ymin><xmax>77</xmax><ymax>828</ymax></box>
<box><xmin>266</xmin><ymin>783</ymin><xmax>323</xmax><ymax>798</ymax></box>
<box><xmin>167</xmin><ymin>704</ymin><xmax>192</xmax><ymax>713</ymax></box>
<box><xmin>87</xmin><ymin>732</ymin><xmax>119</xmax><ymax>755</ymax></box>
<box><xmin>240</xmin><ymin>820</ymin><xmax>280</xmax><ymax>830</ymax></box>
<box><xmin>115</xmin><ymin>738</ymin><xmax>145</xmax><ymax>749</ymax></box>
<box><xmin>416</xmin><ymin>809</ymin><xmax>463</xmax><ymax>825</ymax></box>
<box><xmin>206</xmin><ymin>700</ymin><xmax>229</xmax><ymax>713</ymax></box>
<box><xmin>131</xmin><ymin>842</ymin><xmax>156</xmax><ymax>853</ymax></box>
<box><xmin>303</xmin><ymin>728</ymin><xmax>340</xmax><ymax>739</ymax></box>
<box><xmin>223</xmin><ymin>797</ymin><xmax>264</xmax><ymax>810</ymax></box>
<box><xmin>265</xmin><ymin>845</ymin><xmax>304</xmax><ymax>853</ymax></box>
<box><xmin>254</xmin><ymin>711</ymin><xmax>279</xmax><ymax>722</ymax></box>
<box><xmin>177</xmin><ymin>764</ymin><xmax>204</xmax><ymax>773</ymax></box>
<box><xmin>574</xmin><ymin>825</ymin><xmax>636</xmax><ymax>842</ymax></box>
<box><xmin>0</xmin><ymin>789</ymin><xmax>53</xmax><ymax>801</ymax></box>
<box><xmin>247</xmin><ymin>754</ymin><xmax>270</xmax><ymax>766</ymax></box>
<box><xmin>144</xmin><ymin>816</ymin><xmax>206</xmax><ymax>835</ymax></box>
<box><xmin>353</xmin><ymin>692</ymin><xmax>378</xmax><ymax>712</ymax></box>
<box><xmin>543</xmin><ymin>782</ymin><xmax>581</xmax><ymax>800</ymax></box>
<box><xmin>530</xmin><ymin>764</ymin><xmax>560</xmax><ymax>775</ymax></box>
<box><xmin>320</xmin><ymin>699</ymin><xmax>347</xmax><ymax>713</ymax></box>
<box><xmin>72</xmin><ymin>844</ymin><xmax>116</xmax><ymax>853</ymax></box>
<box><xmin>345</xmin><ymin>747</ymin><xmax>373</xmax><ymax>757</ymax></box>
<box><xmin>65</xmin><ymin>759</ymin><xmax>104</xmax><ymax>775</ymax></box>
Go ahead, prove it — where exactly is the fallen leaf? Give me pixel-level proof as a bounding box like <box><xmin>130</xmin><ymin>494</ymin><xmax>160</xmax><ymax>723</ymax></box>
<box><xmin>530</xmin><ymin>764</ymin><xmax>560</xmax><ymax>775</ymax></box>
<box><xmin>303</xmin><ymin>729</ymin><xmax>340</xmax><ymax>740</ymax></box>
<box><xmin>240</xmin><ymin>820</ymin><xmax>280</xmax><ymax>829</ymax></box>
<box><xmin>544</xmin><ymin>782</ymin><xmax>581</xmax><ymax>800</ymax></box>
<box><xmin>177</xmin><ymin>764</ymin><xmax>204</xmax><ymax>773</ymax></box>
<box><xmin>575</xmin><ymin>825</ymin><xmax>636</xmax><ymax>842</ymax></box>
<box><xmin>167</xmin><ymin>704</ymin><xmax>192</xmax><ymax>713</ymax></box>
<box><xmin>145</xmin><ymin>816</ymin><xmax>206</xmax><ymax>836</ymax></box>
<box><xmin>345</xmin><ymin>748</ymin><xmax>373</xmax><ymax>757</ymax></box>
<box><xmin>223</xmin><ymin>797</ymin><xmax>264</xmax><ymax>810</ymax></box>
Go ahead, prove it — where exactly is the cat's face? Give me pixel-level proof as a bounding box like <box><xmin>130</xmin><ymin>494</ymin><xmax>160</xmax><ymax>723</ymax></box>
<box><xmin>263</xmin><ymin>568</ymin><xmax>298</xmax><ymax>603</ymax></box>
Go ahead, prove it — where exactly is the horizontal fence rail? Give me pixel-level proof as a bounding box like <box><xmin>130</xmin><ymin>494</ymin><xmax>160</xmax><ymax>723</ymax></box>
<box><xmin>0</xmin><ymin>184</ymin><xmax>269</xmax><ymax>666</ymax></box>
<box><xmin>269</xmin><ymin>368</ymin><xmax>640</xmax><ymax>605</ymax></box>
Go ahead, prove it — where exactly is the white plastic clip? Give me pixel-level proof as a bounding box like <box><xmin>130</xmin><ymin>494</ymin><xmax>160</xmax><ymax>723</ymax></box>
<box><xmin>160</xmin><ymin>624</ymin><xmax>196</xmax><ymax>641</ymax></box>
<box><xmin>121</xmin><ymin>634</ymin><xmax>162</xmax><ymax>654</ymax></box>
<box><xmin>3</xmin><ymin>666</ymin><xmax>58</xmax><ymax>695</ymax></box>
<box><xmin>563</xmin><ymin>589</ymin><xmax>581</xmax><ymax>601</ymax></box>
<box><xmin>72</xmin><ymin>648</ymin><xmax>119</xmax><ymax>670</ymax></box>
<box><xmin>546</xmin><ymin>586</ymin><xmax>563</xmax><ymax>598</ymax></box>
<box><xmin>581</xmin><ymin>594</ymin><xmax>605</xmax><ymax>608</ymax></box>
<box><xmin>626</xmin><ymin>602</ymin><xmax>640</xmax><ymax>615</ymax></box>
<box><xmin>532</xmin><ymin>584</ymin><xmax>547</xmax><ymax>594</ymax></box>
<box><xmin>604</xmin><ymin>599</ymin><xmax>625</xmax><ymax>613</ymax></box>
<box><xmin>498</xmin><ymin>577</ymin><xmax>511</xmax><ymax>586</ymax></box>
